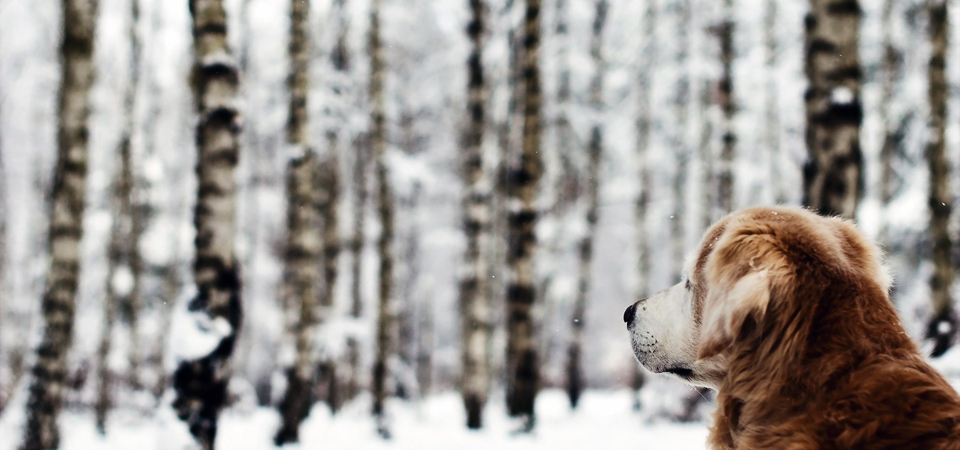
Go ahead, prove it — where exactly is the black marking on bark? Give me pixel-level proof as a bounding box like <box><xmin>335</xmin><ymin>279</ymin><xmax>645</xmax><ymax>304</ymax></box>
<box><xmin>827</xmin><ymin>0</ymin><xmax>861</xmax><ymax>15</ymax></box>
<box><xmin>507</xmin><ymin>285</ymin><xmax>536</xmax><ymax>305</ymax></box>
<box><xmin>197</xmin><ymin>23</ymin><xmax>228</xmax><ymax>36</ymax></box>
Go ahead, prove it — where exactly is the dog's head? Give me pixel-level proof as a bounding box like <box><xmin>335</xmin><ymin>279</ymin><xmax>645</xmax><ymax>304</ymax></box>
<box><xmin>624</xmin><ymin>207</ymin><xmax>891</xmax><ymax>389</ymax></box>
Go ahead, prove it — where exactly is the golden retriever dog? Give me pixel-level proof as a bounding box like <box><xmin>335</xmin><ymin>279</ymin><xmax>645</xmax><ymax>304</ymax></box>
<box><xmin>624</xmin><ymin>206</ymin><xmax>960</xmax><ymax>449</ymax></box>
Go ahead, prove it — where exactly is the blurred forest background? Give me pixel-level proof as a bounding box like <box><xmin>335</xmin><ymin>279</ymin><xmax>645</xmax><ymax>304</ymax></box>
<box><xmin>0</xmin><ymin>0</ymin><xmax>959</xmax><ymax>448</ymax></box>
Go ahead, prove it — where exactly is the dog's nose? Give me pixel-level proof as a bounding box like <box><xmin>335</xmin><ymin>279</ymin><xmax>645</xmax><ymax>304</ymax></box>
<box><xmin>623</xmin><ymin>303</ymin><xmax>638</xmax><ymax>325</ymax></box>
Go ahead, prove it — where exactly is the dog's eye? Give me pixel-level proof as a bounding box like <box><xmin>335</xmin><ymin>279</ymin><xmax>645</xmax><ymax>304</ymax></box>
<box><xmin>685</xmin><ymin>279</ymin><xmax>692</xmax><ymax>290</ymax></box>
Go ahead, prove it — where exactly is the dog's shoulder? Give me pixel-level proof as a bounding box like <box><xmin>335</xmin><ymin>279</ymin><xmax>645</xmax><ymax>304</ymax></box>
<box><xmin>818</xmin><ymin>353</ymin><xmax>960</xmax><ymax>449</ymax></box>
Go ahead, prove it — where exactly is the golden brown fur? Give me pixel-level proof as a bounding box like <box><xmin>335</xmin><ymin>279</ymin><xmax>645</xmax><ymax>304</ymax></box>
<box><xmin>692</xmin><ymin>207</ymin><xmax>960</xmax><ymax>449</ymax></box>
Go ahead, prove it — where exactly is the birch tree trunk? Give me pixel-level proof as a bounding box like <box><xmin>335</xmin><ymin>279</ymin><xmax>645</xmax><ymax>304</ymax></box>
<box><xmin>698</xmin><ymin>79</ymin><xmax>714</xmax><ymax>232</ymax></box>
<box><xmin>671</xmin><ymin>0</ymin><xmax>691</xmax><ymax>283</ymax></box>
<box><xmin>234</xmin><ymin>0</ymin><xmax>259</xmax><ymax>382</ymax></box>
<box><xmin>274</xmin><ymin>154</ymin><xmax>321</xmax><ymax>444</ymax></box>
<box><xmin>152</xmin><ymin>249</ymin><xmax>181</xmax><ymax>400</ymax></box>
<box><xmin>171</xmin><ymin>1</ymin><xmax>243</xmax><ymax>448</ymax></box>
<box><xmin>0</xmin><ymin>74</ymin><xmax>6</xmax><ymax>413</ymax></box>
<box><xmin>716</xmin><ymin>0</ymin><xmax>736</xmax><ymax>215</ymax></box>
<box><xmin>369</xmin><ymin>0</ymin><xmax>395</xmax><ymax>437</ymax></box>
<box><xmin>566</xmin><ymin>0</ymin><xmax>607</xmax><ymax>410</ymax></box>
<box><xmin>493</xmin><ymin>3</ymin><xmax>519</xmax><ymax>293</ymax></box>
<box><xmin>554</xmin><ymin>0</ymin><xmax>574</xmax><ymax>207</ymax></box>
<box><xmin>0</xmin><ymin>12</ymin><xmax>7</xmax><ymax>407</ymax></box>
<box><xmin>879</xmin><ymin>0</ymin><xmax>897</xmax><ymax>204</ymax></box>
<box><xmin>505</xmin><ymin>0</ymin><xmax>542</xmax><ymax>429</ymax></box>
<box><xmin>320</xmin><ymin>2</ymin><xmax>347</xmax><ymax>373</ymax></box>
<box><xmin>275</xmin><ymin>0</ymin><xmax>322</xmax><ymax>443</ymax></box>
<box><xmin>21</xmin><ymin>0</ymin><xmax>98</xmax><ymax>448</ymax></box>
<box><xmin>802</xmin><ymin>0</ymin><xmax>862</xmax><ymax>219</ymax></box>
<box><xmin>345</xmin><ymin>150</ymin><xmax>367</xmax><ymax>401</ymax></box>
<box><xmin>489</xmin><ymin>0</ymin><xmax>518</xmax><ymax>389</ymax></box>
<box><xmin>326</xmin><ymin>0</ymin><xmax>363</xmax><ymax>403</ymax></box>
<box><xmin>95</xmin><ymin>0</ymin><xmax>144</xmax><ymax>433</ymax></box>
<box><xmin>396</xmin><ymin>183</ymin><xmax>420</xmax><ymax>401</ymax></box>
<box><xmin>417</xmin><ymin>292</ymin><xmax>434</xmax><ymax>395</ymax></box>
<box><xmin>549</xmin><ymin>0</ymin><xmax>579</xmax><ymax>217</ymax></box>
<box><xmin>95</xmin><ymin>106</ymin><xmax>140</xmax><ymax>434</ymax></box>
<box><xmin>322</xmin><ymin>0</ymin><xmax>350</xmax><ymax>411</ymax></box>
<box><xmin>460</xmin><ymin>0</ymin><xmax>493</xmax><ymax>429</ymax></box>
<box><xmin>321</xmin><ymin>0</ymin><xmax>347</xmax><ymax>383</ymax></box>
<box><xmin>925</xmin><ymin>0</ymin><xmax>956</xmax><ymax>358</ymax></box>
<box><xmin>316</xmin><ymin>156</ymin><xmax>341</xmax><ymax>411</ymax></box>
<box><xmin>345</xmin><ymin>147</ymin><xmax>367</xmax><ymax>399</ymax></box>
<box><xmin>122</xmin><ymin>0</ymin><xmax>145</xmax><ymax>394</ymax></box>
<box><xmin>878</xmin><ymin>0</ymin><xmax>903</xmax><ymax>243</ymax></box>
<box><xmin>764</xmin><ymin>0</ymin><xmax>784</xmax><ymax>205</ymax></box>
<box><xmin>633</xmin><ymin>0</ymin><xmax>657</xmax><ymax>412</ymax></box>
<box><xmin>535</xmin><ymin>0</ymin><xmax>578</xmax><ymax>373</ymax></box>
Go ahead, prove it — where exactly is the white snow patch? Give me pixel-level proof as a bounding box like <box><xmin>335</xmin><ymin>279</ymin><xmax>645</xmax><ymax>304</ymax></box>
<box><xmin>168</xmin><ymin>287</ymin><xmax>233</xmax><ymax>364</ymax></box>
<box><xmin>929</xmin><ymin>346</ymin><xmax>960</xmax><ymax>381</ymax></box>
<box><xmin>111</xmin><ymin>265</ymin><xmax>135</xmax><ymax>297</ymax></box>
<box><xmin>142</xmin><ymin>154</ymin><xmax>165</xmax><ymax>184</ymax></box>
<box><xmin>830</xmin><ymin>87</ymin><xmax>854</xmax><ymax>104</ymax></box>
<box><xmin>938</xmin><ymin>320</ymin><xmax>953</xmax><ymax>335</ymax></box>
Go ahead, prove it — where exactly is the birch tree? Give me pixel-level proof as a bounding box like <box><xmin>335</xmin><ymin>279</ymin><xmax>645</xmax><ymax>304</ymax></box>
<box><xmin>345</xmin><ymin>0</ymin><xmax>369</xmax><ymax>402</ymax></box>
<box><xmin>878</xmin><ymin>0</ymin><xmax>900</xmax><ymax>208</ymax></box>
<box><xmin>396</xmin><ymin>181</ymin><xmax>421</xmax><ymax>400</ymax></box>
<box><xmin>21</xmin><ymin>0</ymin><xmax>98</xmax><ymax>448</ymax></box>
<box><xmin>671</xmin><ymin>0</ymin><xmax>691</xmax><ymax>282</ymax></box>
<box><xmin>553</xmin><ymin>0</ymin><xmax>575</xmax><ymax>207</ymax></box>
<box><xmin>274</xmin><ymin>151</ymin><xmax>321</xmax><ymax>444</ymax></box>
<box><xmin>417</xmin><ymin>293</ymin><xmax>434</xmax><ymax>395</ymax></box>
<box><xmin>317</xmin><ymin>0</ymin><xmax>346</xmax><ymax>414</ymax></box>
<box><xmin>274</xmin><ymin>0</ymin><xmax>324</xmax><ymax>442</ymax></box>
<box><xmin>764</xmin><ymin>0</ymin><xmax>784</xmax><ymax>205</ymax></box>
<box><xmin>491</xmin><ymin>1</ymin><xmax>520</xmax><ymax>354</ymax></box>
<box><xmin>95</xmin><ymin>104</ymin><xmax>142</xmax><ymax>434</ymax></box>
<box><xmin>369</xmin><ymin>0</ymin><xmax>395</xmax><ymax>437</ymax></box>
<box><xmin>877</xmin><ymin>0</ymin><xmax>909</xmax><ymax>246</ymax></box>
<box><xmin>171</xmin><ymin>1</ymin><xmax>243</xmax><ymax>448</ymax></box>
<box><xmin>315</xmin><ymin>156</ymin><xmax>341</xmax><ymax>411</ymax></box>
<box><xmin>716</xmin><ymin>0</ymin><xmax>736</xmax><ymax>215</ymax></box>
<box><xmin>802</xmin><ymin>0</ymin><xmax>862</xmax><ymax>219</ymax></box>
<box><xmin>233</xmin><ymin>0</ymin><xmax>261</xmax><ymax>384</ymax></box>
<box><xmin>505</xmin><ymin>0</ymin><xmax>542</xmax><ymax>430</ymax></box>
<box><xmin>95</xmin><ymin>0</ymin><xmax>145</xmax><ymax>433</ymax></box>
<box><xmin>0</xmin><ymin>63</ymin><xmax>6</xmax><ymax>414</ymax></box>
<box><xmin>698</xmin><ymin>79</ymin><xmax>714</xmax><ymax>231</ymax></box>
<box><xmin>567</xmin><ymin>0</ymin><xmax>607</xmax><ymax>410</ymax></box>
<box><xmin>925</xmin><ymin>0</ymin><xmax>955</xmax><ymax>358</ymax></box>
<box><xmin>633</xmin><ymin>0</ymin><xmax>658</xmax><ymax>411</ymax></box>
<box><xmin>536</xmin><ymin>0</ymin><xmax>579</xmax><ymax>378</ymax></box>
<box><xmin>345</xmin><ymin>144</ymin><xmax>367</xmax><ymax>400</ymax></box>
<box><xmin>460</xmin><ymin>0</ymin><xmax>494</xmax><ymax>429</ymax></box>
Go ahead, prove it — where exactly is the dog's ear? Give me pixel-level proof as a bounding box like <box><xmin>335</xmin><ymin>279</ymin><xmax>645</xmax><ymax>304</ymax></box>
<box><xmin>697</xmin><ymin>229</ymin><xmax>793</xmax><ymax>360</ymax></box>
<box><xmin>697</xmin><ymin>270</ymin><xmax>771</xmax><ymax>360</ymax></box>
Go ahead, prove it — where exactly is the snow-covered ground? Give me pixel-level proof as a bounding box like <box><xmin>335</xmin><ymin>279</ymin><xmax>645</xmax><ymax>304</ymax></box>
<box><xmin>0</xmin><ymin>389</ymin><xmax>709</xmax><ymax>450</ymax></box>
<box><xmin>2</xmin><ymin>345</ymin><xmax>959</xmax><ymax>450</ymax></box>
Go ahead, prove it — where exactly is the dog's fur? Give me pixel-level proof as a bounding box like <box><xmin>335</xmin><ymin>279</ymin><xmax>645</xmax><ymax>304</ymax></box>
<box><xmin>626</xmin><ymin>207</ymin><xmax>960</xmax><ymax>449</ymax></box>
